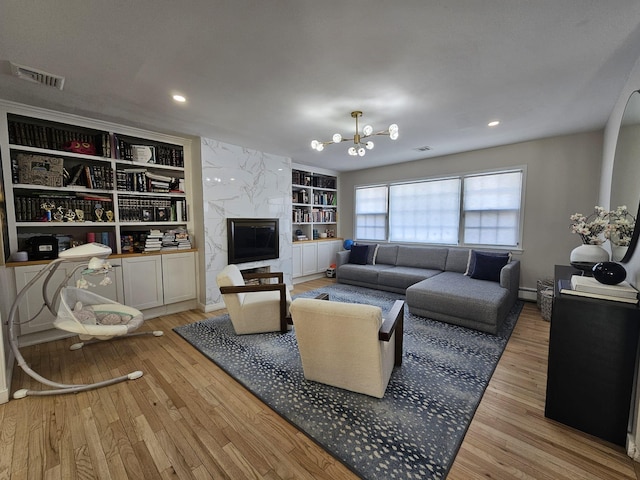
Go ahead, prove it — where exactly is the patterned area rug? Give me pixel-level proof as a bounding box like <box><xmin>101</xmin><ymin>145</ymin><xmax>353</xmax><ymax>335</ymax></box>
<box><xmin>174</xmin><ymin>284</ymin><xmax>523</xmax><ymax>479</ymax></box>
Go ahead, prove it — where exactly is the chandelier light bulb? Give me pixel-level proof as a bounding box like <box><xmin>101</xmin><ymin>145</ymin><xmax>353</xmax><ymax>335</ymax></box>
<box><xmin>358</xmin><ymin>147</ymin><xmax>366</xmax><ymax>156</ymax></box>
<box><xmin>311</xmin><ymin>140</ymin><xmax>319</xmax><ymax>150</ymax></box>
<box><xmin>348</xmin><ymin>147</ymin><xmax>357</xmax><ymax>156</ymax></box>
<box><xmin>363</xmin><ymin>124</ymin><xmax>373</xmax><ymax>136</ymax></box>
<box><xmin>366</xmin><ymin>141</ymin><xmax>374</xmax><ymax>150</ymax></box>
<box><xmin>316</xmin><ymin>143</ymin><xmax>324</xmax><ymax>151</ymax></box>
<box><xmin>389</xmin><ymin>124</ymin><xmax>398</xmax><ymax>134</ymax></box>
<box><xmin>332</xmin><ymin>133</ymin><xmax>342</xmax><ymax>143</ymax></box>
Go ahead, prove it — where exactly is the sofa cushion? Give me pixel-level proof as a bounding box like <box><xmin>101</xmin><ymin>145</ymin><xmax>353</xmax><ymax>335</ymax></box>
<box><xmin>355</xmin><ymin>242</ymin><xmax>379</xmax><ymax>264</ymax></box>
<box><xmin>406</xmin><ymin>272</ymin><xmax>509</xmax><ymax>327</ymax></box>
<box><xmin>396</xmin><ymin>246</ymin><xmax>448</xmax><ymax>270</ymax></box>
<box><xmin>337</xmin><ymin>264</ymin><xmax>395</xmax><ymax>284</ymax></box>
<box><xmin>464</xmin><ymin>249</ymin><xmax>511</xmax><ymax>275</ymax></box>
<box><xmin>444</xmin><ymin>248</ymin><xmax>471</xmax><ymax>273</ymax></box>
<box><xmin>375</xmin><ymin>245</ymin><xmax>399</xmax><ymax>265</ymax></box>
<box><xmin>349</xmin><ymin>245</ymin><xmax>369</xmax><ymax>265</ymax></box>
<box><xmin>377</xmin><ymin>267</ymin><xmax>442</xmax><ymax>290</ymax></box>
<box><xmin>469</xmin><ymin>251</ymin><xmax>510</xmax><ymax>282</ymax></box>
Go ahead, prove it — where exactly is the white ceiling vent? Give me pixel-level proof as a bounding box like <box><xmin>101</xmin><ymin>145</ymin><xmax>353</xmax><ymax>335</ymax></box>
<box><xmin>10</xmin><ymin>62</ymin><xmax>65</xmax><ymax>90</ymax></box>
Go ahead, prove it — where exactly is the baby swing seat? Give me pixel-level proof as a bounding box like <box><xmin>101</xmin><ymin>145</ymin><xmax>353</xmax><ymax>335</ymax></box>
<box><xmin>56</xmin><ymin>287</ymin><xmax>146</xmax><ymax>343</ymax></box>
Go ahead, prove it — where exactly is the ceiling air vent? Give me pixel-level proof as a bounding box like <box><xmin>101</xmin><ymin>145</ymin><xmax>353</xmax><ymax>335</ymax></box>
<box><xmin>414</xmin><ymin>146</ymin><xmax>432</xmax><ymax>152</ymax></box>
<box><xmin>10</xmin><ymin>62</ymin><xmax>65</xmax><ymax>90</ymax></box>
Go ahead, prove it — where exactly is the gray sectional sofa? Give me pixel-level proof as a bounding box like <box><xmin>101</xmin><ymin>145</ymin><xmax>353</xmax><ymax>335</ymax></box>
<box><xmin>336</xmin><ymin>243</ymin><xmax>520</xmax><ymax>334</ymax></box>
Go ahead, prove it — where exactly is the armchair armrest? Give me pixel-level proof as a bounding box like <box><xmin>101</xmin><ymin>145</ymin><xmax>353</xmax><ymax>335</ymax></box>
<box><xmin>336</xmin><ymin>250</ymin><xmax>350</xmax><ymax>267</ymax></box>
<box><xmin>219</xmin><ymin>282</ymin><xmax>288</xmax><ymax>333</ymax></box>
<box><xmin>379</xmin><ymin>300</ymin><xmax>405</xmax><ymax>366</ymax></box>
<box><xmin>242</xmin><ymin>271</ymin><xmax>284</xmax><ymax>283</ymax></box>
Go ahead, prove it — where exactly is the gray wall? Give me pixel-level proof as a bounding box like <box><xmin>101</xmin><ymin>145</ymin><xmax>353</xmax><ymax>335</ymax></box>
<box><xmin>338</xmin><ymin>131</ymin><xmax>604</xmax><ymax>292</ymax></box>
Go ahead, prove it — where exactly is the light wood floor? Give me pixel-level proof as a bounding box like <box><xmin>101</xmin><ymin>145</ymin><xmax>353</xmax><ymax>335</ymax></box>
<box><xmin>3</xmin><ymin>277</ymin><xmax>640</xmax><ymax>479</ymax></box>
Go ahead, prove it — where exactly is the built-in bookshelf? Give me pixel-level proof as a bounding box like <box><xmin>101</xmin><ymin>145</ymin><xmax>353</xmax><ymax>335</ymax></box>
<box><xmin>0</xmin><ymin>102</ymin><xmax>192</xmax><ymax>260</ymax></box>
<box><xmin>292</xmin><ymin>166</ymin><xmax>338</xmax><ymax>241</ymax></box>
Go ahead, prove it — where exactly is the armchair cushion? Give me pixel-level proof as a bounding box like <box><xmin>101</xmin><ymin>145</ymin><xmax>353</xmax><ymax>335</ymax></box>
<box><xmin>217</xmin><ymin>264</ymin><xmax>291</xmax><ymax>335</ymax></box>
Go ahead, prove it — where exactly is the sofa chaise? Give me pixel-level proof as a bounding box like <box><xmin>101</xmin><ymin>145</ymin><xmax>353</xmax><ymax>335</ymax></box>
<box><xmin>336</xmin><ymin>243</ymin><xmax>520</xmax><ymax>334</ymax></box>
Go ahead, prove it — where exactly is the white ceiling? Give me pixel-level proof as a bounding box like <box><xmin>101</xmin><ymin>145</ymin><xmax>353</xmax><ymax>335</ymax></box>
<box><xmin>1</xmin><ymin>1</ymin><xmax>640</xmax><ymax>172</ymax></box>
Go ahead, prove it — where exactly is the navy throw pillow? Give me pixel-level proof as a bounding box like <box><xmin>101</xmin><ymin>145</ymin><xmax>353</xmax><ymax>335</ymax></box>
<box><xmin>469</xmin><ymin>252</ymin><xmax>510</xmax><ymax>282</ymax></box>
<box><xmin>349</xmin><ymin>245</ymin><xmax>370</xmax><ymax>265</ymax></box>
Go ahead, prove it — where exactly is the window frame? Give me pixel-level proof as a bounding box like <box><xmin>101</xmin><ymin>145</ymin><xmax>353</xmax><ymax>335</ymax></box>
<box><xmin>353</xmin><ymin>167</ymin><xmax>526</xmax><ymax>250</ymax></box>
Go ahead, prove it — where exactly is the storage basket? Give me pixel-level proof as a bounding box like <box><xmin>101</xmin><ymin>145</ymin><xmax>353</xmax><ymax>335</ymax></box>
<box><xmin>537</xmin><ymin>278</ymin><xmax>554</xmax><ymax>308</ymax></box>
<box><xmin>540</xmin><ymin>288</ymin><xmax>553</xmax><ymax>321</ymax></box>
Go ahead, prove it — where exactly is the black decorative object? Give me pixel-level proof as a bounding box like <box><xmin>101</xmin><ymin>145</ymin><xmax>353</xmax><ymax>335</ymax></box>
<box><xmin>592</xmin><ymin>261</ymin><xmax>627</xmax><ymax>285</ymax></box>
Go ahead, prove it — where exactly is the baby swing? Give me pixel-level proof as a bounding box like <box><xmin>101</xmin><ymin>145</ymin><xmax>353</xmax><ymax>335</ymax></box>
<box><xmin>8</xmin><ymin>242</ymin><xmax>163</xmax><ymax>399</ymax></box>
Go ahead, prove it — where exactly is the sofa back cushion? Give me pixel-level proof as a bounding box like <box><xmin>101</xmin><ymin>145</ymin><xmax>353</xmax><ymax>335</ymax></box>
<box><xmin>348</xmin><ymin>245</ymin><xmax>370</xmax><ymax>265</ymax></box>
<box><xmin>396</xmin><ymin>246</ymin><xmax>448</xmax><ymax>270</ymax></box>
<box><xmin>375</xmin><ymin>245</ymin><xmax>399</xmax><ymax>265</ymax></box>
<box><xmin>445</xmin><ymin>248</ymin><xmax>471</xmax><ymax>273</ymax></box>
<box><xmin>469</xmin><ymin>251</ymin><xmax>511</xmax><ymax>282</ymax></box>
<box><xmin>355</xmin><ymin>242</ymin><xmax>379</xmax><ymax>264</ymax></box>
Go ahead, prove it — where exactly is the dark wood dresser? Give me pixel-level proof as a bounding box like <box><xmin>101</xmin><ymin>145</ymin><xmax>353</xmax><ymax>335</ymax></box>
<box><xmin>545</xmin><ymin>265</ymin><xmax>640</xmax><ymax>446</ymax></box>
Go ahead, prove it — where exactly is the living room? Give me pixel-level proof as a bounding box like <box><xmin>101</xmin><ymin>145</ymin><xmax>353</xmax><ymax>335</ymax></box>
<box><xmin>1</xmin><ymin>2</ymin><xmax>640</xmax><ymax>479</ymax></box>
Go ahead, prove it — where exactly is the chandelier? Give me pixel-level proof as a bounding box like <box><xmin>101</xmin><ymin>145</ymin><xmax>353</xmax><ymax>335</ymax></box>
<box><xmin>311</xmin><ymin>111</ymin><xmax>399</xmax><ymax>157</ymax></box>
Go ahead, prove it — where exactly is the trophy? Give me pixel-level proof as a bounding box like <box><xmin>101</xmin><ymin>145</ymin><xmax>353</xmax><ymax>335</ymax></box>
<box><xmin>41</xmin><ymin>202</ymin><xmax>55</xmax><ymax>222</ymax></box>
<box><xmin>95</xmin><ymin>203</ymin><xmax>104</xmax><ymax>222</ymax></box>
<box><xmin>64</xmin><ymin>209</ymin><xmax>76</xmax><ymax>222</ymax></box>
<box><xmin>75</xmin><ymin>209</ymin><xmax>85</xmax><ymax>222</ymax></box>
<box><xmin>53</xmin><ymin>206</ymin><xmax>65</xmax><ymax>222</ymax></box>
<box><xmin>105</xmin><ymin>210</ymin><xmax>114</xmax><ymax>222</ymax></box>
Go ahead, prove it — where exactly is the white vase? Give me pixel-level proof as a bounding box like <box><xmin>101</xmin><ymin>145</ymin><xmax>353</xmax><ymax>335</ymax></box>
<box><xmin>612</xmin><ymin>245</ymin><xmax>629</xmax><ymax>262</ymax></box>
<box><xmin>569</xmin><ymin>244</ymin><xmax>610</xmax><ymax>264</ymax></box>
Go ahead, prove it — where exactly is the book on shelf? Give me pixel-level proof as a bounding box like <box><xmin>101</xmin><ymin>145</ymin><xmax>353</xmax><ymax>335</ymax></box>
<box><xmin>570</xmin><ymin>275</ymin><xmax>638</xmax><ymax>299</ymax></box>
<box><xmin>558</xmin><ymin>279</ymin><xmax>639</xmax><ymax>304</ymax></box>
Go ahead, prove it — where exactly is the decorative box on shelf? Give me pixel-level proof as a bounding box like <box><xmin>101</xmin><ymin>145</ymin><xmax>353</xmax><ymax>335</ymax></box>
<box><xmin>16</xmin><ymin>153</ymin><xmax>64</xmax><ymax>187</ymax></box>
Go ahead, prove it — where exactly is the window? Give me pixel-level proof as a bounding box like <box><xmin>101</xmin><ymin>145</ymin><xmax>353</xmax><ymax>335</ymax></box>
<box><xmin>389</xmin><ymin>178</ymin><xmax>460</xmax><ymax>244</ymax></box>
<box><xmin>463</xmin><ymin>171</ymin><xmax>522</xmax><ymax>246</ymax></box>
<box><xmin>354</xmin><ymin>168</ymin><xmax>524</xmax><ymax>247</ymax></box>
<box><xmin>355</xmin><ymin>186</ymin><xmax>387</xmax><ymax>240</ymax></box>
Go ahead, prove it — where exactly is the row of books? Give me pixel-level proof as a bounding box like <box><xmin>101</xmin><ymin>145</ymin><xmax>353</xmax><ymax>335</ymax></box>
<box><xmin>559</xmin><ymin>275</ymin><xmax>639</xmax><ymax>304</ymax></box>
<box><xmin>14</xmin><ymin>194</ymin><xmax>113</xmax><ymax>223</ymax></box>
<box><xmin>115</xmin><ymin>169</ymin><xmax>181</xmax><ymax>193</ymax></box>
<box><xmin>8</xmin><ymin>119</ymin><xmax>110</xmax><ymax>157</ymax></box>
<box><xmin>291</xmin><ymin>171</ymin><xmax>337</xmax><ymax>189</ymax></box>
<box><xmin>118</xmin><ymin>197</ymin><xmax>187</xmax><ymax>223</ymax></box>
<box><xmin>293</xmin><ymin>208</ymin><xmax>337</xmax><ymax>223</ymax></box>
<box><xmin>65</xmin><ymin>164</ymin><xmax>114</xmax><ymax>190</ymax></box>
<box><xmin>313</xmin><ymin>192</ymin><xmax>337</xmax><ymax>206</ymax></box>
<box><xmin>7</xmin><ymin>119</ymin><xmax>185</xmax><ymax>168</ymax></box>
<box><xmin>113</xmin><ymin>134</ymin><xmax>184</xmax><ymax>167</ymax></box>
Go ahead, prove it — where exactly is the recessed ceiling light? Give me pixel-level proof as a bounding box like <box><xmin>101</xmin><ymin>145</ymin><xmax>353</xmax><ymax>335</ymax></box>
<box><xmin>488</xmin><ymin>120</ymin><xmax>500</xmax><ymax>127</ymax></box>
<box><xmin>172</xmin><ymin>94</ymin><xmax>186</xmax><ymax>103</ymax></box>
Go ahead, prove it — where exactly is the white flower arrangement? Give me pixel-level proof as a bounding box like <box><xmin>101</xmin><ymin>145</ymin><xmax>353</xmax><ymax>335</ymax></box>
<box><xmin>569</xmin><ymin>206</ymin><xmax>608</xmax><ymax>245</ymax></box>
<box><xmin>606</xmin><ymin>205</ymin><xmax>636</xmax><ymax>247</ymax></box>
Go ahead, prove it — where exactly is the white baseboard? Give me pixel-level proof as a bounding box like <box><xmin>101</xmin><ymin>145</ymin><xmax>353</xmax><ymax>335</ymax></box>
<box><xmin>519</xmin><ymin>287</ymin><xmax>537</xmax><ymax>302</ymax></box>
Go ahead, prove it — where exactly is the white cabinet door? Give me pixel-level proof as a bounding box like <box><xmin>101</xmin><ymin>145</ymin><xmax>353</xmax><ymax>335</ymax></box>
<box><xmin>302</xmin><ymin>242</ymin><xmax>318</xmax><ymax>276</ymax></box>
<box><xmin>14</xmin><ymin>263</ymin><xmax>77</xmax><ymax>335</ymax></box>
<box><xmin>162</xmin><ymin>252</ymin><xmax>196</xmax><ymax>304</ymax></box>
<box><xmin>317</xmin><ymin>240</ymin><xmax>341</xmax><ymax>271</ymax></box>
<box><xmin>121</xmin><ymin>255</ymin><xmax>164</xmax><ymax>310</ymax></box>
<box><xmin>292</xmin><ymin>244</ymin><xmax>303</xmax><ymax>278</ymax></box>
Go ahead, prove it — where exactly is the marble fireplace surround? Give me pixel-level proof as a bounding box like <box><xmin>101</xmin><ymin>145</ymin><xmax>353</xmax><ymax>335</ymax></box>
<box><xmin>200</xmin><ymin>138</ymin><xmax>292</xmax><ymax>310</ymax></box>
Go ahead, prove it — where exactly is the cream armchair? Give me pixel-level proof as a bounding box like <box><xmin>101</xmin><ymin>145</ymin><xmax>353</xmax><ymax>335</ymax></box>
<box><xmin>217</xmin><ymin>264</ymin><xmax>291</xmax><ymax>334</ymax></box>
<box><xmin>290</xmin><ymin>297</ymin><xmax>404</xmax><ymax>398</ymax></box>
